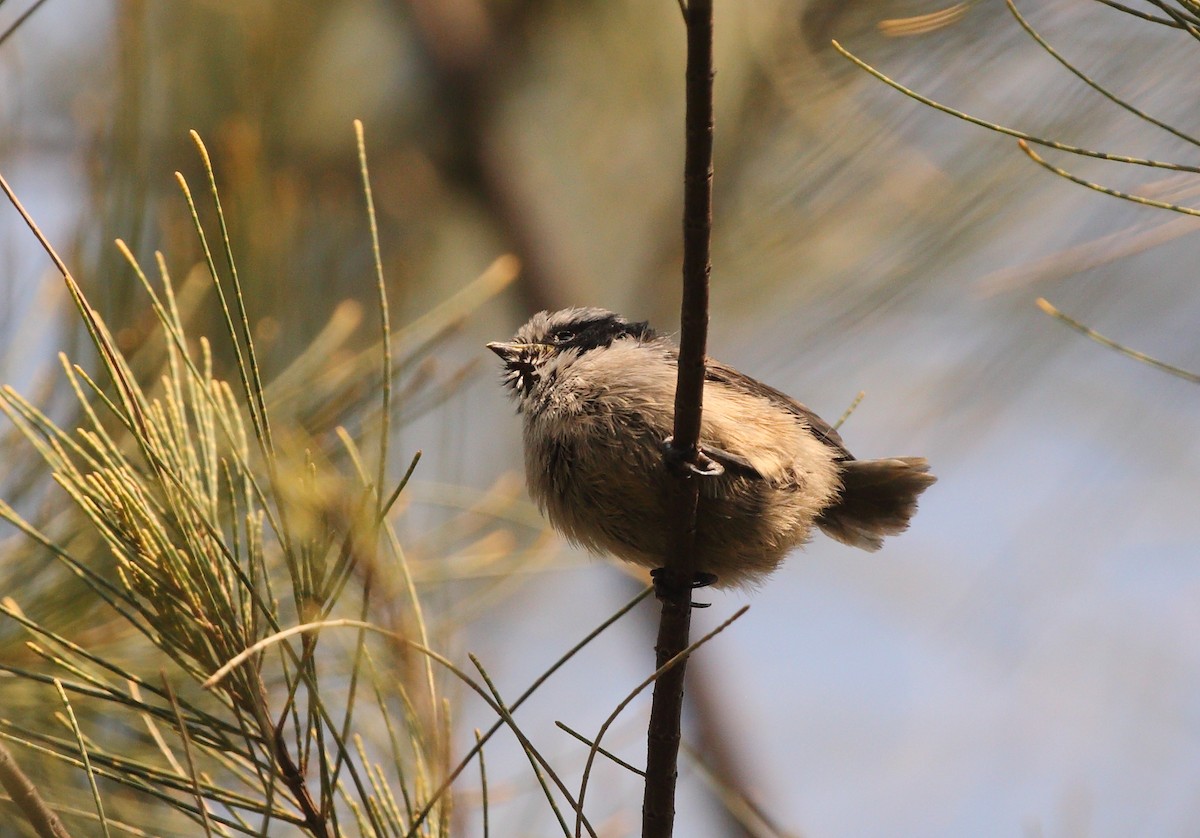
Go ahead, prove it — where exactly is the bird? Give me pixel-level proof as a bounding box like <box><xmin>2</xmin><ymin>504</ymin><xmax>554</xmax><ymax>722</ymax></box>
<box><xmin>488</xmin><ymin>307</ymin><xmax>935</xmax><ymax>588</ymax></box>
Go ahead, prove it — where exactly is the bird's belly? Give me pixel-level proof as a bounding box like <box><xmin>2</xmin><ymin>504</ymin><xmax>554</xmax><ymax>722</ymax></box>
<box><xmin>523</xmin><ymin>417</ymin><xmax>828</xmax><ymax>587</ymax></box>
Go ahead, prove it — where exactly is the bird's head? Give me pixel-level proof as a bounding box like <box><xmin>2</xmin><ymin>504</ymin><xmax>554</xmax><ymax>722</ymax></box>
<box><xmin>487</xmin><ymin>307</ymin><xmax>654</xmax><ymax>406</ymax></box>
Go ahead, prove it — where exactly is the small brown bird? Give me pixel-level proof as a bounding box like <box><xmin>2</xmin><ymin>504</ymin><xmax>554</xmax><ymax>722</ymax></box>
<box><xmin>489</xmin><ymin>308</ymin><xmax>935</xmax><ymax>588</ymax></box>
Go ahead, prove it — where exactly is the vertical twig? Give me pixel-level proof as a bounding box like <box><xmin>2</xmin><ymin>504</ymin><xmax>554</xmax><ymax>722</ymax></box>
<box><xmin>161</xmin><ymin>675</ymin><xmax>216</xmax><ymax>837</ymax></box>
<box><xmin>641</xmin><ymin>1</ymin><xmax>715</xmax><ymax>837</ymax></box>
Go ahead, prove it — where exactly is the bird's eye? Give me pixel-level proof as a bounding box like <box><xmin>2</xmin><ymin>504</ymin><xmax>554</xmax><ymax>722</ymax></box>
<box><xmin>551</xmin><ymin>329</ymin><xmax>575</xmax><ymax>344</ymax></box>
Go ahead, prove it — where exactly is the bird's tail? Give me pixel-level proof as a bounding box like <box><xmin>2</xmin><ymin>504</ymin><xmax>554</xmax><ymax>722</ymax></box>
<box><xmin>817</xmin><ymin>457</ymin><xmax>936</xmax><ymax>551</ymax></box>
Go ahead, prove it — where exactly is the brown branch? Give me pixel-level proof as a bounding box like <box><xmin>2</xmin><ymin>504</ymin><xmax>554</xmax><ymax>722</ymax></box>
<box><xmin>0</xmin><ymin>741</ymin><xmax>73</xmax><ymax>838</ymax></box>
<box><xmin>641</xmin><ymin>1</ymin><xmax>714</xmax><ymax>836</ymax></box>
<box><xmin>273</xmin><ymin>718</ymin><xmax>330</xmax><ymax>838</ymax></box>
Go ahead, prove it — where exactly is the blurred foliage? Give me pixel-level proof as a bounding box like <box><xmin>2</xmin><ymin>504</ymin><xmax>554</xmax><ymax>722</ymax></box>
<box><xmin>0</xmin><ymin>115</ymin><xmax>549</xmax><ymax>833</ymax></box>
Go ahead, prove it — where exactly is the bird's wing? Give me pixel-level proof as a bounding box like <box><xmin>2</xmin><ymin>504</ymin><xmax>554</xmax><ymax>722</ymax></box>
<box><xmin>703</xmin><ymin>359</ymin><xmax>854</xmax><ymax>462</ymax></box>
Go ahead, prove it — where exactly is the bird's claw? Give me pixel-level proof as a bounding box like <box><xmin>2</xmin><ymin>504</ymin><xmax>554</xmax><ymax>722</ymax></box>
<box><xmin>660</xmin><ymin>436</ymin><xmax>724</xmax><ymax>478</ymax></box>
<box><xmin>650</xmin><ymin>568</ymin><xmax>718</xmax><ymax>608</ymax></box>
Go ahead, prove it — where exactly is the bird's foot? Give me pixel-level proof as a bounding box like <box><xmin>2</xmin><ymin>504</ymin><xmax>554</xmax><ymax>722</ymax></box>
<box><xmin>660</xmin><ymin>436</ymin><xmax>724</xmax><ymax>478</ymax></box>
<box><xmin>650</xmin><ymin>568</ymin><xmax>717</xmax><ymax>608</ymax></box>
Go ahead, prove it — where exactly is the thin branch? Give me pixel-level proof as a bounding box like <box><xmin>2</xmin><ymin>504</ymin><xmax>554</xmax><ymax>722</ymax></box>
<box><xmin>1091</xmin><ymin>0</ymin><xmax>1182</xmax><ymax>26</ymax></box>
<box><xmin>161</xmin><ymin>675</ymin><xmax>217</xmax><ymax>837</ymax></box>
<box><xmin>831</xmin><ymin>41</ymin><xmax>1200</xmax><ymax>174</ymax></box>
<box><xmin>187</xmin><ymin>132</ymin><xmax>274</xmax><ymax>457</ymax></box>
<box><xmin>404</xmin><ymin>586</ymin><xmax>652</xmax><ymax>836</ymax></box>
<box><xmin>1007</xmin><ymin>0</ymin><xmax>1200</xmax><ymax>148</ymax></box>
<box><xmin>642</xmin><ymin>1</ymin><xmax>715</xmax><ymax>836</ymax></box>
<box><xmin>0</xmin><ymin>0</ymin><xmax>52</xmax><ymax>48</ymax></box>
<box><xmin>588</xmin><ymin>606</ymin><xmax>749</xmax><ymax>838</ymax></box>
<box><xmin>470</xmin><ymin>655</ymin><xmax>576</xmax><ymax>837</ymax></box>
<box><xmin>1146</xmin><ymin>0</ymin><xmax>1200</xmax><ymax>31</ymax></box>
<box><xmin>1017</xmin><ymin>139</ymin><xmax>1200</xmax><ymax>216</ymax></box>
<box><xmin>206</xmin><ymin>604</ymin><xmax>643</xmax><ymax>838</ymax></box>
<box><xmin>1036</xmin><ymin>298</ymin><xmax>1200</xmax><ymax>383</ymax></box>
<box><xmin>0</xmin><ymin>741</ymin><xmax>74</xmax><ymax>838</ymax></box>
<box><xmin>831</xmin><ymin>391</ymin><xmax>866</xmax><ymax>432</ymax></box>
<box><xmin>53</xmin><ymin>681</ymin><xmax>109</xmax><ymax>838</ymax></box>
<box><xmin>555</xmin><ymin>722</ymin><xmax>645</xmax><ymax>778</ymax></box>
<box><xmin>474</xmin><ymin>729</ymin><xmax>489</xmax><ymax>838</ymax></box>
<box><xmin>353</xmin><ymin>119</ymin><xmax>393</xmax><ymax>523</ymax></box>
<box><xmin>671</xmin><ymin>2</ymin><xmax>715</xmax><ymax>466</ymax></box>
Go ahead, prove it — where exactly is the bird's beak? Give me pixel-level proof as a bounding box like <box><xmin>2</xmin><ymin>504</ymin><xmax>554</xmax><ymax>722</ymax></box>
<box><xmin>486</xmin><ymin>341</ymin><xmax>521</xmax><ymax>362</ymax></box>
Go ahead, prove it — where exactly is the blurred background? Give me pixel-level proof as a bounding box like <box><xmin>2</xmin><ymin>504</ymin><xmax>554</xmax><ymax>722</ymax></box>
<box><xmin>3</xmin><ymin>0</ymin><xmax>1200</xmax><ymax>835</ymax></box>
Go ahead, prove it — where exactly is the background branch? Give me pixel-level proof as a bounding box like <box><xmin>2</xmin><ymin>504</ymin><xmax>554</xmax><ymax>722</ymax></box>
<box><xmin>0</xmin><ymin>741</ymin><xmax>73</xmax><ymax>838</ymax></box>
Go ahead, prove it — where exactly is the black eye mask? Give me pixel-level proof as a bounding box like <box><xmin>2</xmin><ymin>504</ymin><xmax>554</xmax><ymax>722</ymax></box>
<box><xmin>550</xmin><ymin>315</ymin><xmax>654</xmax><ymax>353</ymax></box>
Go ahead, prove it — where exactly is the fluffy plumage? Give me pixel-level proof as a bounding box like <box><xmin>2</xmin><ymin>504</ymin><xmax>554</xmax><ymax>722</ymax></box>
<box><xmin>488</xmin><ymin>307</ymin><xmax>935</xmax><ymax>587</ymax></box>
